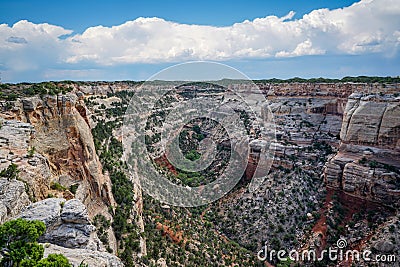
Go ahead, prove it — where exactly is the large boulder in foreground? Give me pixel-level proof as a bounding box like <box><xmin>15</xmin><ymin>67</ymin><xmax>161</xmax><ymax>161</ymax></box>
<box><xmin>43</xmin><ymin>243</ymin><xmax>124</xmax><ymax>267</ymax></box>
<box><xmin>16</xmin><ymin>197</ymin><xmax>125</xmax><ymax>266</ymax></box>
<box><xmin>17</xmin><ymin>198</ymin><xmax>101</xmax><ymax>250</ymax></box>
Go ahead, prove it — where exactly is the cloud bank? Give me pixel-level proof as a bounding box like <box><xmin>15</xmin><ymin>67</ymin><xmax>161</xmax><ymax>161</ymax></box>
<box><xmin>0</xmin><ymin>0</ymin><xmax>399</xmax><ymax>78</ymax></box>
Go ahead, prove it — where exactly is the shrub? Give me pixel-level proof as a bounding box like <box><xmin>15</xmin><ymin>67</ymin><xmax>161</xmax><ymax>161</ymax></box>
<box><xmin>33</xmin><ymin>254</ymin><xmax>70</xmax><ymax>267</ymax></box>
<box><xmin>69</xmin><ymin>183</ymin><xmax>79</xmax><ymax>194</ymax></box>
<box><xmin>359</xmin><ymin>157</ymin><xmax>368</xmax><ymax>164</ymax></box>
<box><xmin>0</xmin><ymin>163</ymin><xmax>19</xmax><ymax>180</ymax></box>
<box><xmin>185</xmin><ymin>150</ymin><xmax>201</xmax><ymax>161</ymax></box>
<box><xmin>369</xmin><ymin>160</ymin><xmax>378</xmax><ymax>168</ymax></box>
<box><xmin>6</xmin><ymin>93</ymin><xmax>18</xmax><ymax>101</ymax></box>
<box><xmin>50</xmin><ymin>182</ymin><xmax>66</xmax><ymax>191</ymax></box>
<box><xmin>0</xmin><ymin>219</ymin><xmax>45</xmax><ymax>266</ymax></box>
<box><xmin>27</xmin><ymin>146</ymin><xmax>36</xmax><ymax>157</ymax></box>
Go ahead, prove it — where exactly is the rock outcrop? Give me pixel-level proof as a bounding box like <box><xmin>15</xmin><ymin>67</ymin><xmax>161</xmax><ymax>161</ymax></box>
<box><xmin>16</xmin><ymin>197</ymin><xmax>123</xmax><ymax>266</ymax></box>
<box><xmin>0</xmin><ymin>178</ymin><xmax>30</xmax><ymax>223</ymax></box>
<box><xmin>17</xmin><ymin>198</ymin><xmax>101</xmax><ymax>250</ymax></box>
<box><xmin>340</xmin><ymin>93</ymin><xmax>400</xmax><ymax>149</ymax></box>
<box><xmin>0</xmin><ymin>119</ymin><xmax>53</xmax><ymax>200</ymax></box>
<box><xmin>325</xmin><ymin>92</ymin><xmax>400</xmax><ymax>207</ymax></box>
<box><xmin>1</xmin><ymin>94</ymin><xmax>116</xmax><ymax>217</ymax></box>
<box><xmin>43</xmin><ymin>243</ymin><xmax>124</xmax><ymax>267</ymax></box>
<box><xmin>0</xmin><ymin>94</ymin><xmax>118</xmax><ymax>252</ymax></box>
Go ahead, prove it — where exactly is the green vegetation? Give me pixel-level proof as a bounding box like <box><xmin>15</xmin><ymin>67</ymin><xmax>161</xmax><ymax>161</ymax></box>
<box><xmin>50</xmin><ymin>182</ymin><xmax>66</xmax><ymax>191</ymax></box>
<box><xmin>22</xmin><ymin>82</ymin><xmax>73</xmax><ymax>96</ymax></box>
<box><xmin>104</xmin><ymin>90</ymin><xmax>135</xmax><ymax>118</ymax></box>
<box><xmin>184</xmin><ymin>149</ymin><xmax>201</xmax><ymax>161</ymax></box>
<box><xmin>6</xmin><ymin>93</ymin><xmax>18</xmax><ymax>101</ymax></box>
<box><xmin>0</xmin><ymin>82</ymin><xmax>73</xmax><ymax>101</ymax></box>
<box><xmin>92</xmin><ymin>119</ymin><xmax>121</xmax><ymax>152</ymax></box>
<box><xmin>0</xmin><ymin>163</ymin><xmax>19</xmax><ymax>181</ymax></box>
<box><xmin>0</xmin><ymin>218</ymin><xmax>71</xmax><ymax>267</ymax></box>
<box><xmin>93</xmin><ymin>214</ymin><xmax>112</xmax><ymax>252</ymax></box>
<box><xmin>68</xmin><ymin>184</ymin><xmax>79</xmax><ymax>195</ymax></box>
<box><xmin>311</xmin><ymin>141</ymin><xmax>333</xmax><ymax>155</ymax></box>
<box><xmin>176</xmin><ymin>171</ymin><xmax>205</xmax><ymax>187</ymax></box>
<box><xmin>254</xmin><ymin>76</ymin><xmax>400</xmax><ymax>84</ymax></box>
<box><xmin>359</xmin><ymin>157</ymin><xmax>368</xmax><ymax>164</ymax></box>
<box><xmin>277</xmin><ymin>257</ymin><xmax>294</xmax><ymax>267</ymax></box>
<box><xmin>91</xmin><ymin>90</ymin><xmax>259</xmax><ymax>266</ymax></box>
<box><xmin>143</xmin><ymin>196</ymin><xmax>258</xmax><ymax>266</ymax></box>
<box><xmin>69</xmin><ymin>184</ymin><xmax>79</xmax><ymax>195</ymax></box>
<box><xmin>34</xmin><ymin>254</ymin><xmax>71</xmax><ymax>267</ymax></box>
<box><xmin>91</xmin><ymin>102</ymin><xmax>140</xmax><ymax>266</ymax></box>
<box><xmin>27</xmin><ymin>146</ymin><xmax>36</xmax><ymax>158</ymax></box>
<box><xmin>369</xmin><ymin>160</ymin><xmax>378</xmax><ymax>168</ymax></box>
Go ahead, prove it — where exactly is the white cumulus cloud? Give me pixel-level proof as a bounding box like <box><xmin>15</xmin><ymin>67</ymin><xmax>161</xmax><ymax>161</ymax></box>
<box><xmin>0</xmin><ymin>0</ymin><xmax>399</xmax><ymax>74</ymax></box>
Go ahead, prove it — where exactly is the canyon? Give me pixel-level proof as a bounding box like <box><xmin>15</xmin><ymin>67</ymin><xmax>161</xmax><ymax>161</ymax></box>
<box><xmin>0</xmin><ymin>80</ymin><xmax>398</xmax><ymax>266</ymax></box>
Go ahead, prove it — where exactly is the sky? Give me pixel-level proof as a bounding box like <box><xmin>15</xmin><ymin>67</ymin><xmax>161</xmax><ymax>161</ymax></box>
<box><xmin>0</xmin><ymin>0</ymin><xmax>399</xmax><ymax>82</ymax></box>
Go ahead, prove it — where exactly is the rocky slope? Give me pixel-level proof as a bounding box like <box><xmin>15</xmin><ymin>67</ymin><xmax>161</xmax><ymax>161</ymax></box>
<box><xmin>212</xmin><ymin>92</ymin><xmax>346</xmax><ymax>253</ymax></box>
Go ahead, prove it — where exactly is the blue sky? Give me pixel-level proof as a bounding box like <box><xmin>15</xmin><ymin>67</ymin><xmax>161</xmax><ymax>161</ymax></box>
<box><xmin>1</xmin><ymin>0</ymin><xmax>359</xmax><ymax>32</ymax></box>
<box><xmin>0</xmin><ymin>0</ymin><xmax>399</xmax><ymax>82</ymax></box>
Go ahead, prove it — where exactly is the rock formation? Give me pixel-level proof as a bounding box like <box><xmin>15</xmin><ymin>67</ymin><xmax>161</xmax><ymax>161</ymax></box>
<box><xmin>43</xmin><ymin>244</ymin><xmax>124</xmax><ymax>267</ymax></box>
<box><xmin>0</xmin><ymin>93</ymin><xmax>118</xmax><ymax>252</ymax></box>
<box><xmin>0</xmin><ymin>178</ymin><xmax>30</xmax><ymax>223</ymax></box>
<box><xmin>0</xmin><ymin>81</ymin><xmax>398</xmax><ymax>266</ymax></box>
<box><xmin>18</xmin><ymin>198</ymin><xmax>100</xmax><ymax>249</ymax></box>
<box><xmin>16</xmin><ymin>197</ymin><xmax>123</xmax><ymax>266</ymax></box>
<box><xmin>17</xmin><ymin>94</ymin><xmax>116</xmax><ymax>216</ymax></box>
<box><xmin>324</xmin><ymin>92</ymin><xmax>400</xmax><ymax>207</ymax></box>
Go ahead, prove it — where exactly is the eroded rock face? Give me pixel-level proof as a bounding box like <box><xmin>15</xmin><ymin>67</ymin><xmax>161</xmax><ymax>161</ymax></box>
<box><xmin>0</xmin><ymin>178</ymin><xmax>31</xmax><ymax>223</ymax></box>
<box><xmin>2</xmin><ymin>94</ymin><xmax>116</xmax><ymax>217</ymax></box>
<box><xmin>0</xmin><ymin>120</ymin><xmax>53</xmax><ymax>201</ymax></box>
<box><xmin>0</xmin><ymin>94</ymin><xmax>119</xmax><ymax>252</ymax></box>
<box><xmin>17</xmin><ymin>198</ymin><xmax>102</xmax><ymax>250</ymax></box>
<box><xmin>325</xmin><ymin>92</ymin><xmax>400</xmax><ymax>207</ymax></box>
<box><xmin>340</xmin><ymin>93</ymin><xmax>400</xmax><ymax>149</ymax></box>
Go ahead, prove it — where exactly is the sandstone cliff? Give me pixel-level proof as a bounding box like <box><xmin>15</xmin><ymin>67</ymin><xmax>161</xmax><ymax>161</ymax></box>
<box><xmin>324</xmin><ymin>92</ymin><xmax>400</xmax><ymax>207</ymax></box>
<box><xmin>0</xmin><ymin>93</ymin><xmax>118</xmax><ymax>252</ymax></box>
<box><xmin>1</xmin><ymin>94</ymin><xmax>116</xmax><ymax>216</ymax></box>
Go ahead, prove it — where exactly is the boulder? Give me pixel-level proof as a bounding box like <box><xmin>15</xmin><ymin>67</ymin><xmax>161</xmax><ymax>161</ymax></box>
<box><xmin>373</xmin><ymin>240</ymin><xmax>395</xmax><ymax>253</ymax></box>
<box><xmin>61</xmin><ymin>199</ymin><xmax>90</xmax><ymax>224</ymax></box>
<box><xmin>43</xmin><ymin>243</ymin><xmax>124</xmax><ymax>267</ymax></box>
<box><xmin>17</xmin><ymin>198</ymin><xmax>101</xmax><ymax>250</ymax></box>
<box><xmin>18</xmin><ymin>197</ymin><xmax>64</xmax><ymax>226</ymax></box>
